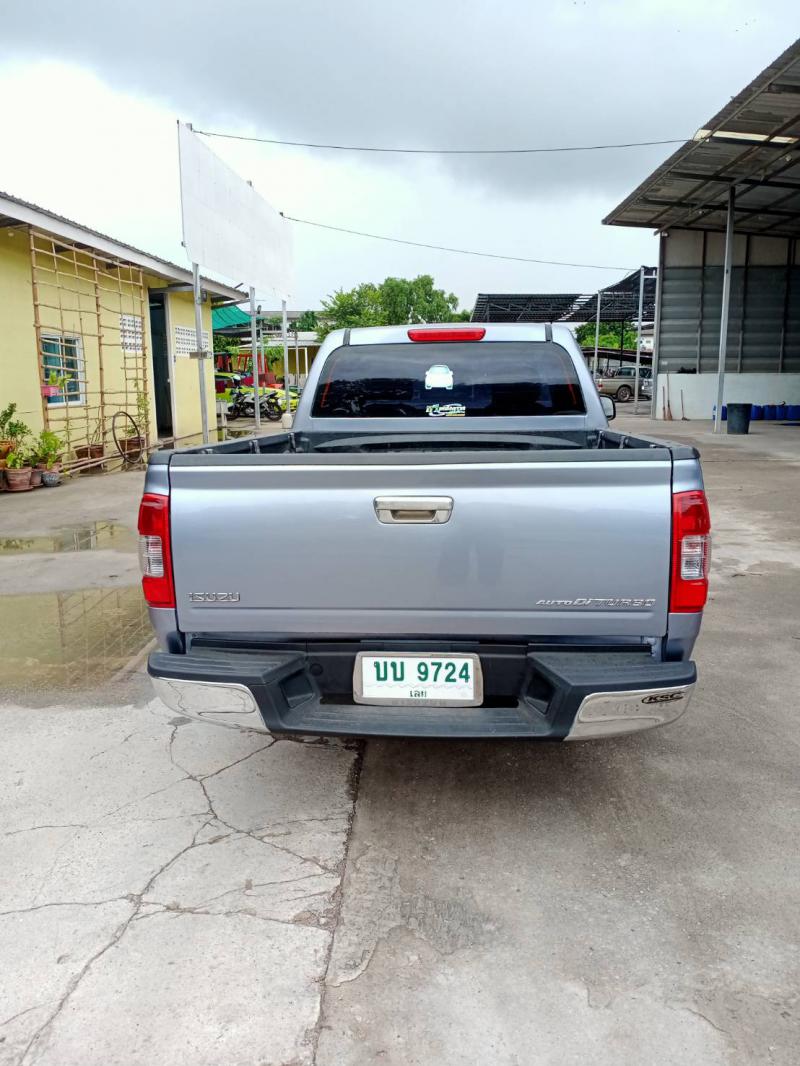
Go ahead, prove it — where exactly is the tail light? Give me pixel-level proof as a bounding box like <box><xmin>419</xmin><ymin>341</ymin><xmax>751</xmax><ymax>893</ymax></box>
<box><xmin>408</xmin><ymin>327</ymin><xmax>486</xmax><ymax>342</ymax></box>
<box><xmin>670</xmin><ymin>490</ymin><xmax>711</xmax><ymax>612</ymax></box>
<box><xmin>138</xmin><ymin>493</ymin><xmax>174</xmax><ymax>608</ymax></box>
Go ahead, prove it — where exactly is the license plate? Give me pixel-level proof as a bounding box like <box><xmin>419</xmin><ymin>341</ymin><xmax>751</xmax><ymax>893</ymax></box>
<box><xmin>353</xmin><ymin>652</ymin><xmax>483</xmax><ymax>707</ymax></box>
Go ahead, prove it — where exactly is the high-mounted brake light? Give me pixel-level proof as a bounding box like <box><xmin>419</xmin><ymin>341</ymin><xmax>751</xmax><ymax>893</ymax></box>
<box><xmin>670</xmin><ymin>490</ymin><xmax>711</xmax><ymax>612</ymax></box>
<box><xmin>407</xmin><ymin>327</ymin><xmax>486</xmax><ymax>343</ymax></box>
<box><xmin>138</xmin><ymin>493</ymin><xmax>174</xmax><ymax>608</ymax></box>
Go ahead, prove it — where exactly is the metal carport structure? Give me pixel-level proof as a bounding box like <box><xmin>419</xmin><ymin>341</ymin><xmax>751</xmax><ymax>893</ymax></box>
<box><xmin>472</xmin><ymin>269</ymin><xmax>657</xmax><ymax>404</ymax></box>
<box><xmin>471</xmin><ymin>269</ymin><xmax>656</xmax><ymax>325</ymax></box>
<box><xmin>603</xmin><ymin>37</ymin><xmax>800</xmax><ymax>424</ymax></box>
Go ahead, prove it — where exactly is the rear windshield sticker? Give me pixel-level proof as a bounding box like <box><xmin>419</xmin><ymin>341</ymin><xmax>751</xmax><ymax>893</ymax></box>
<box><xmin>426</xmin><ymin>403</ymin><xmax>465</xmax><ymax>417</ymax></box>
<box><xmin>424</xmin><ymin>364</ymin><xmax>454</xmax><ymax>390</ymax></box>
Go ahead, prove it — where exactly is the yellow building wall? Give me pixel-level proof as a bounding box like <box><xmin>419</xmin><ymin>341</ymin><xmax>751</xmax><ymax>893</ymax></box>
<box><xmin>0</xmin><ymin>226</ymin><xmax>215</xmax><ymax>456</ymax></box>
<box><xmin>28</xmin><ymin>234</ymin><xmax>154</xmax><ymax>455</ymax></box>
<box><xmin>0</xmin><ymin>227</ymin><xmax>45</xmax><ymax>434</ymax></box>
<box><xmin>165</xmin><ymin>290</ymin><xmax>216</xmax><ymax>443</ymax></box>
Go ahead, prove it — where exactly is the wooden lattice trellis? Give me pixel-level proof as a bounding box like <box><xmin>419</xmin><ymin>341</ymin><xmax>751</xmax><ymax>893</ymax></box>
<box><xmin>28</xmin><ymin>227</ymin><xmax>150</xmax><ymax>467</ymax></box>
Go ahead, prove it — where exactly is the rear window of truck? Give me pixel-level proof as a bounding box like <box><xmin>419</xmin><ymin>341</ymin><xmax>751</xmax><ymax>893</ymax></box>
<box><xmin>311</xmin><ymin>341</ymin><xmax>586</xmax><ymax>418</ymax></box>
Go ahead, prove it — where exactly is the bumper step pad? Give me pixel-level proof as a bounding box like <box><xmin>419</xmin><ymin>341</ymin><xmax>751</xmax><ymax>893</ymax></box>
<box><xmin>149</xmin><ymin>648</ymin><xmax>696</xmax><ymax>740</ymax></box>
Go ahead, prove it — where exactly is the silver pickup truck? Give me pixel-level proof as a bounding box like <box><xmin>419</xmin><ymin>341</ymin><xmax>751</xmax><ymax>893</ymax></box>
<box><xmin>140</xmin><ymin>323</ymin><xmax>710</xmax><ymax>741</ymax></box>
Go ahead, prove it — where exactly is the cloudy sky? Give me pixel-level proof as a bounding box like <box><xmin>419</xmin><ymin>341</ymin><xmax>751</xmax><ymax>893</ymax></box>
<box><xmin>1</xmin><ymin>1</ymin><xmax>797</xmax><ymax>311</ymax></box>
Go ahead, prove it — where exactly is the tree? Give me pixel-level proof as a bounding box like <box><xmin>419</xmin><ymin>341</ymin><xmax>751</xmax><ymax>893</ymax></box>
<box><xmin>263</xmin><ymin>345</ymin><xmax>285</xmax><ymax>374</ymax></box>
<box><xmin>575</xmin><ymin>321</ymin><xmax>638</xmax><ymax>351</ymax></box>
<box><xmin>213</xmin><ymin>333</ymin><xmax>239</xmax><ymax>354</ymax></box>
<box><xmin>295</xmin><ymin>309</ymin><xmax>318</xmax><ymax>331</ymax></box>
<box><xmin>317</xmin><ymin>275</ymin><xmax>461</xmax><ymax>339</ymax></box>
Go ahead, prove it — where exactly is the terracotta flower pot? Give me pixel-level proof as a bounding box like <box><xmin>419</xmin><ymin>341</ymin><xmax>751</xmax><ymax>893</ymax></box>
<box><xmin>0</xmin><ymin>441</ymin><xmax>12</xmax><ymax>460</ymax></box>
<box><xmin>74</xmin><ymin>444</ymin><xmax>104</xmax><ymax>461</ymax></box>
<box><xmin>121</xmin><ymin>436</ymin><xmax>145</xmax><ymax>454</ymax></box>
<box><xmin>6</xmin><ymin>467</ymin><xmax>32</xmax><ymax>491</ymax></box>
<box><xmin>30</xmin><ymin>467</ymin><xmax>43</xmax><ymax>488</ymax></box>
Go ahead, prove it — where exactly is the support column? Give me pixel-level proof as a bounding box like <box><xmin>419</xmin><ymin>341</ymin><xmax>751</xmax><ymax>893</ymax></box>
<box><xmin>714</xmin><ymin>187</ymin><xmax>735</xmax><ymax>433</ymax></box>
<box><xmin>592</xmin><ymin>291</ymin><xmax>602</xmax><ymax>377</ymax></box>
<box><xmin>192</xmin><ymin>263</ymin><xmax>209</xmax><ymax>443</ymax></box>
<box><xmin>633</xmin><ymin>266</ymin><xmax>645</xmax><ymax>414</ymax></box>
<box><xmin>249</xmin><ymin>286</ymin><xmax>261</xmax><ymax>431</ymax></box>
<box><xmin>282</xmin><ymin>300</ymin><xmax>290</xmax><ymax>412</ymax></box>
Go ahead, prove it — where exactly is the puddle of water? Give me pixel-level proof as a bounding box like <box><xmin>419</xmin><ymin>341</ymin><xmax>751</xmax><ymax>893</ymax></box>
<box><xmin>0</xmin><ymin>522</ymin><xmax>137</xmax><ymax>556</ymax></box>
<box><xmin>1</xmin><ymin>586</ymin><xmax>152</xmax><ymax>696</ymax></box>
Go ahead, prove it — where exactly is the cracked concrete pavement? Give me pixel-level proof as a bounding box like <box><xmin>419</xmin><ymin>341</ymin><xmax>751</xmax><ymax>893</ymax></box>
<box><xmin>2</xmin><ymin>700</ymin><xmax>360</xmax><ymax>1066</ymax></box>
<box><xmin>2</xmin><ymin>420</ymin><xmax>800</xmax><ymax>1065</ymax></box>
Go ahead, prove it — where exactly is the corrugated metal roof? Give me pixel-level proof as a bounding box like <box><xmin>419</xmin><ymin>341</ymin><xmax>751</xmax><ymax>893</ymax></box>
<box><xmin>603</xmin><ymin>38</ymin><xmax>800</xmax><ymax>238</ymax></box>
<box><xmin>471</xmin><ymin>268</ymin><xmax>656</xmax><ymax>323</ymax></box>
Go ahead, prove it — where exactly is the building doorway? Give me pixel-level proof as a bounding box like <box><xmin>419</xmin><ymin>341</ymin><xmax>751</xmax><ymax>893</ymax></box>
<box><xmin>149</xmin><ymin>295</ymin><xmax>173</xmax><ymax>438</ymax></box>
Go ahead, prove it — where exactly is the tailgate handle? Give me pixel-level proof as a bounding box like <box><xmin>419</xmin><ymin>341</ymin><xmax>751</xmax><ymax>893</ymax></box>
<box><xmin>374</xmin><ymin>496</ymin><xmax>453</xmax><ymax>524</ymax></box>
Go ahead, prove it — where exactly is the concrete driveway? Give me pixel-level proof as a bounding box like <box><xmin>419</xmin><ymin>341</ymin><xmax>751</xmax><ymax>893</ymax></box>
<box><xmin>1</xmin><ymin>420</ymin><xmax>798</xmax><ymax>1065</ymax></box>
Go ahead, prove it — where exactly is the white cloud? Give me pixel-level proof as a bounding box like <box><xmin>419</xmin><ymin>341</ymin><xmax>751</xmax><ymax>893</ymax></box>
<box><xmin>0</xmin><ymin>2</ymin><xmax>795</xmax><ymax>310</ymax></box>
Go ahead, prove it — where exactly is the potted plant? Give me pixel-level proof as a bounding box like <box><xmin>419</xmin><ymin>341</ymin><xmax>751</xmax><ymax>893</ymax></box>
<box><xmin>122</xmin><ymin>387</ymin><xmax>149</xmax><ymax>454</ymax></box>
<box><xmin>5</xmin><ymin>449</ymin><xmax>33</xmax><ymax>491</ymax></box>
<box><xmin>41</xmin><ymin>371</ymin><xmax>65</xmax><ymax>399</ymax></box>
<box><xmin>0</xmin><ymin>412</ymin><xmax>31</xmax><ymax>488</ymax></box>
<box><xmin>41</xmin><ymin>468</ymin><xmax>63</xmax><ymax>487</ymax></box>
<box><xmin>0</xmin><ymin>400</ymin><xmax>19</xmax><ymax>458</ymax></box>
<box><xmin>74</xmin><ymin>418</ymin><xmax>105</xmax><ymax>463</ymax></box>
<box><xmin>31</xmin><ymin>430</ymin><xmax>63</xmax><ymax>486</ymax></box>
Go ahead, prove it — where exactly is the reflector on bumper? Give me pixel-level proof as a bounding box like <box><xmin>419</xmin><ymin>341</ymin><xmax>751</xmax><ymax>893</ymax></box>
<box><xmin>566</xmin><ymin>683</ymin><xmax>694</xmax><ymax>740</ymax></box>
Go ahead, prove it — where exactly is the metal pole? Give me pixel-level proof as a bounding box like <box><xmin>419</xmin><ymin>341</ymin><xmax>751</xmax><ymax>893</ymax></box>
<box><xmin>633</xmin><ymin>266</ymin><xmax>645</xmax><ymax>415</ymax></box>
<box><xmin>249</xmin><ymin>286</ymin><xmax>261</xmax><ymax>431</ymax></box>
<box><xmin>259</xmin><ymin>320</ymin><xmax>265</xmax><ymax>383</ymax></box>
<box><xmin>304</xmin><ymin>345</ymin><xmax>308</xmax><ymax>384</ymax></box>
<box><xmin>592</xmin><ymin>291</ymin><xmax>601</xmax><ymax>377</ymax></box>
<box><xmin>714</xmin><ymin>186</ymin><xmax>735</xmax><ymax>433</ymax></box>
<box><xmin>650</xmin><ymin>239</ymin><xmax>665</xmax><ymax>419</ymax></box>
<box><xmin>192</xmin><ymin>263</ymin><xmax>210</xmax><ymax>443</ymax></box>
<box><xmin>294</xmin><ymin>329</ymin><xmax>299</xmax><ymax>390</ymax></box>
<box><xmin>281</xmin><ymin>300</ymin><xmax>290</xmax><ymax>411</ymax></box>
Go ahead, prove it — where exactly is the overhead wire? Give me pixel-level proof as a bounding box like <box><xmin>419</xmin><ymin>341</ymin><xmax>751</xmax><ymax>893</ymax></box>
<box><xmin>189</xmin><ymin>125</ymin><xmax>649</xmax><ymax>272</ymax></box>
<box><xmin>281</xmin><ymin>214</ymin><xmax>633</xmax><ymax>271</ymax></box>
<box><xmin>193</xmin><ymin>127</ymin><xmax>687</xmax><ymax>156</ymax></box>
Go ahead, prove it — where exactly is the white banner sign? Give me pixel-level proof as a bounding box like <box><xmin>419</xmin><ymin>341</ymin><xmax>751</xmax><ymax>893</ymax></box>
<box><xmin>178</xmin><ymin>123</ymin><xmax>293</xmax><ymax>299</ymax></box>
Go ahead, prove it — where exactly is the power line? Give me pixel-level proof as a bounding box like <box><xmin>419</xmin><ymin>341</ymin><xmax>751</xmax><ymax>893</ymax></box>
<box><xmin>194</xmin><ymin>127</ymin><xmax>686</xmax><ymax>156</ymax></box>
<box><xmin>282</xmin><ymin>214</ymin><xmax>632</xmax><ymax>270</ymax></box>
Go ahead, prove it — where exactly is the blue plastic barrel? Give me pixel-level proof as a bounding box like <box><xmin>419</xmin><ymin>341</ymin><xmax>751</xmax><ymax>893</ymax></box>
<box><xmin>764</xmin><ymin>405</ymin><xmax>777</xmax><ymax>420</ymax></box>
<box><xmin>750</xmin><ymin>405</ymin><xmax>763</xmax><ymax>420</ymax></box>
<box><xmin>775</xmin><ymin>404</ymin><xmax>787</xmax><ymax>421</ymax></box>
<box><xmin>787</xmin><ymin>404</ymin><xmax>800</xmax><ymax>421</ymax></box>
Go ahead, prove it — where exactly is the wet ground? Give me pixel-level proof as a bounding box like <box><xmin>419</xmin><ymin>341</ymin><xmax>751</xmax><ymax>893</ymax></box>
<box><xmin>1</xmin><ymin>419</ymin><xmax>799</xmax><ymax>1065</ymax></box>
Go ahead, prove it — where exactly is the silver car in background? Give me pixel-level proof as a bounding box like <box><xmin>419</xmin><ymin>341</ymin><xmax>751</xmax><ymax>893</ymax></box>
<box><xmin>596</xmin><ymin>365</ymin><xmax>652</xmax><ymax>402</ymax></box>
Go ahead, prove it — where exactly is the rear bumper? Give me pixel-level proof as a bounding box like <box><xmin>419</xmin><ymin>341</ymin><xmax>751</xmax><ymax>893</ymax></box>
<box><xmin>148</xmin><ymin>646</ymin><xmax>696</xmax><ymax>740</ymax></box>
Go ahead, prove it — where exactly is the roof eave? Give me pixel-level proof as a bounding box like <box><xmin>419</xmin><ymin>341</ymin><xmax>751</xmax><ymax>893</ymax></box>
<box><xmin>0</xmin><ymin>192</ymin><xmax>244</xmax><ymax>302</ymax></box>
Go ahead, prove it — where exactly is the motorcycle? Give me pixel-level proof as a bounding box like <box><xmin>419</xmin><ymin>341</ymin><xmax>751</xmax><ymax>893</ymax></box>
<box><xmin>228</xmin><ymin>387</ymin><xmax>282</xmax><ymax>422</ymax></box>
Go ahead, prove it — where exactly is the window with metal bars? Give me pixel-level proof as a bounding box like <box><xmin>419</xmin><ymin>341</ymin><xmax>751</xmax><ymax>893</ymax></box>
<box><xmin>41</xmin><ymin>334</ymin><xmax>85</xmax><ymax>406</ymax></box>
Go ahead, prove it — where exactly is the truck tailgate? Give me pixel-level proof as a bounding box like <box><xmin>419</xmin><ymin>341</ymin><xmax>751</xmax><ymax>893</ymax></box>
<box><xmin>169</xmin><ymin>452</ymin><xmax>673</xmax><ymax>639</ymax></box>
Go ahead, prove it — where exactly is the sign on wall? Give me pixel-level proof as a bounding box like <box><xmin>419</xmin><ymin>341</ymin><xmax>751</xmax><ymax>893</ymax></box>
<box><xmin>178</xmin><ymin>123</ymin><xmax>293</xmax><ymax>300</ymax></box>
